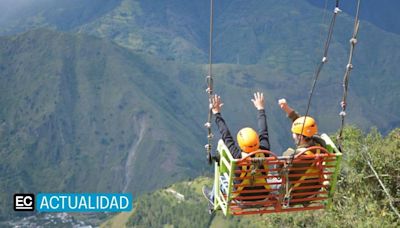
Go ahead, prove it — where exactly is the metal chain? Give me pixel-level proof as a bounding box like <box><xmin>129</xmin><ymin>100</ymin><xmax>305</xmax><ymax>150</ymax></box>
<box><xmin>285</xmin><ymin>0</ymin><xmax>341</xmax><ymax>178</ymax></box>
<box><xmin>299</xmin><ymin>0</ymin><xmax>341</xmax><ymax>147</ymax></box>
<box><xmin>280</xmin><ymin>1</ymin><xmax>341</xmax><ymax>207</ymax></box>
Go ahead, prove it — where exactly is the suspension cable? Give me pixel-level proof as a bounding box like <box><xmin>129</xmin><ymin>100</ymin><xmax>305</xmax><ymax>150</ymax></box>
<box><xmin>337</xmin><ymin>0</ymin><xmax>361</xmax><ymax>151</ymax></box>
<box><xmin>293</xmin><ymin>0</ymin><xmax>341</xmax><ymax>151</ymax></box>
<box><xmin>299</xmin><ymin>0</ymin><xmax>341</xmax><ymax>144</ymax></box>
<box><xmin>204</xmin><ymin>0</ymin><xmax>215</xmax><ymax>164</ymax></box>
<box><xmin>280</xmin><ymin>1</ymin><xmax>342</xmax><ymax>206</ymax></box>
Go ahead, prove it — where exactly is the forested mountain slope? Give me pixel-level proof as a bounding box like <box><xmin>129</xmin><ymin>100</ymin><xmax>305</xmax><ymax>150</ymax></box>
<box><xmin>1</xmin><ymin>0</ymin><xmax>399</xmax><ymax>221</ymax></box>
<box><xmin>0</xmin><ymin>29</ymin><xmax>206</xmax><ymax>219</ymax></box>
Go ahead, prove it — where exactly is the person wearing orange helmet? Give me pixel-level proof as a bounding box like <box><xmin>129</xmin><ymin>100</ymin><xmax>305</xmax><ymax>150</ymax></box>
<box><xmin>278</xmin><ymin>98</ymin><xmax>327</xmax><ymax>206</ymax></box>
<box><xmin>278</xmin><ymin>98</ymin><xmax>326</xmax><ymax>152</ymax></box>
<box><xmin>211</xmin><ymin>92</ymin><xmax>270</xmax><ymax>158</ymax></box>
<box><xmin>202</xmin><ymin>92</ymin><xmax>271</xmax><ymax>210</ymax></box>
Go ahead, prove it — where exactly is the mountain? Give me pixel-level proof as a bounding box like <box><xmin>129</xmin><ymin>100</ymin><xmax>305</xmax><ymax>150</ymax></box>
<box><xmin>1</xmin><ymin>0</ymin><xmax>400</xmax><ymax>221</ymax></box>
<box><xmin>63</xmin><ymin>0</ymin><xmax>400</xmax><ymax>137</ymax></box>
<box><xmin>306</xmin><ymin>0</ymin><xmax>400</xmax><ymax>35</ymax></box>
<box><xmin>0</xmin><ymin>29</ymin><xmax>207</xmax><ymax>219</ymax></box>
<box><xmin>2</xmin><ymin>0</ymin><xmax>399</xmax><ymax>133</ymax></box>
<box><xmin>2</xmin><ymin>0</ymin><xmax>400</xmax><ymax>60</ymax></box>
<box><xmin>0</xmin><ymin>0</ymin><xmax>122</xmax><ymax>33</ymax></box>
<box><xmin>104</xmin><ymin>127</ymin><xmax>400</xmax><ymax>227</ymax></box>
<box><xmin>0</xmin><ymin>0</ymin><xmax>209</xmax><ymax>62</ymax></box>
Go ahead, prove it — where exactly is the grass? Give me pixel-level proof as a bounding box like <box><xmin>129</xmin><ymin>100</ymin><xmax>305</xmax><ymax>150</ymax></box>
<box><xmin>101</xmin><ymin>209</ymin><xmax>137</xmax><ymax>228</ymax></box>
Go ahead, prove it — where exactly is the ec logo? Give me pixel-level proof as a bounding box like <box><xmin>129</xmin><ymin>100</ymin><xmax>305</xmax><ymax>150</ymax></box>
<box><xmin>14</xmin><ymin>193</ymin><xmax>35</xmax><ymax>211</ymax></box>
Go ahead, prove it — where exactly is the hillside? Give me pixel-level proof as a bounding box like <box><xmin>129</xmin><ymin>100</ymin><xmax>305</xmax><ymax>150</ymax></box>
<box><xmin>1</xmin><ymin>0</ymin><xmax>400</xmax><ymax>221</ymax></box>
<box><xmin>2</xmin><ymin>0</ymin><xmax>400</xmax><ymax>61</ymax></box>
<box><xmin>1</xmin><ymin>1</ymin><xmax>400</xmax><ymax>133</ymax></box>
<box><xmin>0</xmin><ymin>0</ymin><xmax>122</xmax><ymax>34</ymax></box>
<box><xmin>104</xmin><ymin>127</ymin><xmax>400</xmax><ymax>227</ymax></box>
<box><xmin>307</xmin><ymin>0</ymin><xmax>400</xmax><ymax>35</ymax></box>
<box><xmin>58</xmin><ymin>0</ymin><xmax>400</xmax><ymax>133</ymax></box>
<box><xmin>0</xmin><ymin>29</ymin><xmax>207</xmax><ymax>219</ymax></box>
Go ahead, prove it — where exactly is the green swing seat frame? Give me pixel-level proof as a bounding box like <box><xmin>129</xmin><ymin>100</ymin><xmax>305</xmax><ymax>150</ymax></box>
<box><xmin>213</xmin><ymin>134</ymin><xmax>342</xmax><ymax>216</ymax></box>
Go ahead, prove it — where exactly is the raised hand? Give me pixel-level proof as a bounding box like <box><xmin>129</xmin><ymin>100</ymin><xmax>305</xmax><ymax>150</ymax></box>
<box><xmin>210</xmin><ymin>94</ymin><xmax>224</xmax><ymax>114</ymax></box>
<box><xmin>251</xmin><ymin>92</ymin><xmax>265</xmax><ymax>110</ymax></box>
<box><xmin>278</xmin><ymin>98</ymin><xmax>293</xmax><ymax>114</ymax></box>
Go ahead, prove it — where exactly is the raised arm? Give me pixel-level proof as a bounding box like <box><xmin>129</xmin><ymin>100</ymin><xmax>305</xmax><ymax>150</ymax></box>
<box><xmin>211</xmin><ymin>95</ymin><xmax>241</xmax><ymax>159</ymax></box>
<box><xmin>278</xmin><ymin>98</ymin><xmax>300</xmax><ymax>122</ymax></box>
<box><xmin>251</xmin><ymin>92</ymin><xmax>270</xmax><ymax>150</ymax></box>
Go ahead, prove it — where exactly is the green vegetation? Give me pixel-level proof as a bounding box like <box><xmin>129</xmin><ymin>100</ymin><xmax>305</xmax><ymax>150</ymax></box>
<box><xmin>106</xmin><ymin>127</ymin><xmax>399</xmax><ymax>227</ymax></box>
<box><xmin>127</xmin><ymin>178</ymin><xmax>212</xmax><ymax>228</ymax></box>
<box><xmin>0</xmin><ymin>29</ymin><xmax>206</xmax><ymax>220</ymax></box>
<box><xmin>1</xmin><ymin>0</ymin><xmax>400</xmax><ymax>223</ymax></box>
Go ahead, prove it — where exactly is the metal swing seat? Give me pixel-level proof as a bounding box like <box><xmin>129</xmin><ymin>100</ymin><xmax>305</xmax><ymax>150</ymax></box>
<box><xmin>212</xmin><ymin>134</ymin><xmax>342</xmax><ymax>216</ymax></box>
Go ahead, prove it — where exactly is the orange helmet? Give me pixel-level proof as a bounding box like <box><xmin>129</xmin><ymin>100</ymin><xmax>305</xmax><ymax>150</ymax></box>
<box><xmin>237</xmin><ymin>127</ymin><xmax>260</xmax><ymax>153</ymax></box>
<box><xmin>291</xmin><ymin>116</ymin><xmax>318</xmax><ymax>137</ymax></box>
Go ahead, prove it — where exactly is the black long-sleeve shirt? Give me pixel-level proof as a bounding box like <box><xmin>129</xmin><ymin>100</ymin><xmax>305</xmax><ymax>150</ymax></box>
<box><xmin>214</xmin><ymin>110</ymin><xmax>270</xmax><ymax>159</ymax></box>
